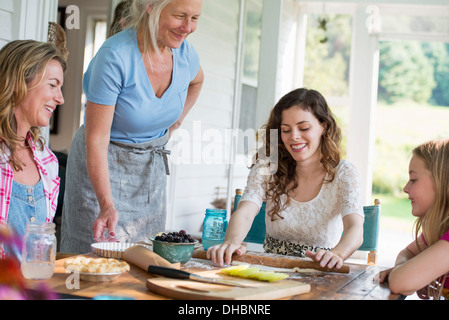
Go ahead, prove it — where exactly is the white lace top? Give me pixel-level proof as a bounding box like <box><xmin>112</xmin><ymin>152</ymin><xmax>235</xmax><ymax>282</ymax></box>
<box><xmin>241</xmin><ymin>160</ymin><xmax>364</xmax><ymax>250</ymax></box>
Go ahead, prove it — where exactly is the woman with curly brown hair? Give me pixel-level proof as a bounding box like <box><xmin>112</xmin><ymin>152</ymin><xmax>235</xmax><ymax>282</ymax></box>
<box><xmin>208</xmin><ymin>88</ymin><xmax>364</xmax><ymax>269</ymax></box>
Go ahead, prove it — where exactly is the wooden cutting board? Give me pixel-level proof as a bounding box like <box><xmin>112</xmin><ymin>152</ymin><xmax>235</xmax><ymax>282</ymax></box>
<box><xmin>146</xmin><ymin>269</ymin><xmax>310</xmax><ymax>300</ymax></box>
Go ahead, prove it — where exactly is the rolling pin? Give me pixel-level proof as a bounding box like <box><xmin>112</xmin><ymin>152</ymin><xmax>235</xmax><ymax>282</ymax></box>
<box><xmin>192</xmin><ymin>249</ymin><xmax>350</xmax><ymax>274</ymax></box>
<box><xmin>123</xmin><ymin>245</ymin><xmax>181</xmax><ymax>271</ymax></box>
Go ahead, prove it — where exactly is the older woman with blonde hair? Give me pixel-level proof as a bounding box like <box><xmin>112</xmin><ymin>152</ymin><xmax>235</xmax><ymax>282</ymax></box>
<box><xmin>0</xmin><ymin>40</ymin><xmax>65</xmax><ymax>258</ymax></box>
<box><xmin>61</xmin><ymin>0</ymin><xmax>204</xmax><ymax>253</ymax></box>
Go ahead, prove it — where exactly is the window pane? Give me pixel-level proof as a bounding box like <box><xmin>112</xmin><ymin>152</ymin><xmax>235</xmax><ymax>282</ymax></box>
<box><xmin>303</xmin><ymin>13</ymin><xmax>352</xmax><ymax>98</ymax></box>
<box><xmin>242</xmin><ymin>0</ymin><xmax>262</xmax><ymax>85</ymax></box>
<box><xmin>381</xmin><ymin>15</ymin><xmax>449</xmax><ymax>34</ymax></box>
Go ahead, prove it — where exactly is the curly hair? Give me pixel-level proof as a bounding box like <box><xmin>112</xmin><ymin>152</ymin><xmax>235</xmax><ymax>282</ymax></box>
<box><xmin>262</xmin><ymin>88</ymin><xmax>342</xmax><ymax>221</ymax></box>
<box><xmin>0</xmin><ymin>40</ymin><xmax>66</xmax><ymax>171</ymax></box>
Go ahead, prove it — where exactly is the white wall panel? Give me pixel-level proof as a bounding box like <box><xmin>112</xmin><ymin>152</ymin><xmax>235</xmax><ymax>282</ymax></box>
<box><xmin>0</xmin><ymin>11</ymin><xmax>12</xmax><ymax>43</ymax></box>
<box><xmin>0</xmin><ymin>0</ymin><xmax>14</xmax><ymax>45</ymax></box>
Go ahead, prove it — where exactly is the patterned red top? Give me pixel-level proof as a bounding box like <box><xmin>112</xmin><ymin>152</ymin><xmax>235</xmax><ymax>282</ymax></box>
<box><xmin>0</xmin><ymin>134</ymin><xmax>60</xmax><ymax>258</ymax></box>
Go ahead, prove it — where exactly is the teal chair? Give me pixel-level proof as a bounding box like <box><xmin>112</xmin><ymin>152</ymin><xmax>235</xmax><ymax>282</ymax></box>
<box><xmin>233</xmin><ymin>189</ymin><xmax>266</xmax><ymax>244</ymax></box>
<box><xmin>359</xmin><ymin>199</ymin><xmax>381</xmax><ymax>265</ymax></box>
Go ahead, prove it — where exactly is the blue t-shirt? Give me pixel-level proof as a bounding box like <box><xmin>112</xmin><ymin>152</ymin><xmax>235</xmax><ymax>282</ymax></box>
<box><xmin>83</xmin><ymin>28</ymin><xmax>200</xmax><ymax>143</ymax></box>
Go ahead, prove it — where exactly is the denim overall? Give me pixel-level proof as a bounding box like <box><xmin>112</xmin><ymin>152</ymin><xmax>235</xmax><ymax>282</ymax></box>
<box><xmin>5</xmin><ymin>179</ymin><xmax>47</xmax><ymax>256</ymax></box>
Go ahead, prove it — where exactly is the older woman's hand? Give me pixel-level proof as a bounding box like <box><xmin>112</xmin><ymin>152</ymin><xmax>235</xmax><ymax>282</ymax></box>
<box><xmin>206</xmin><ymin>242</ymin><xmax>247</xmax><ymax>267</ymax></box>
<box><xmin>306</xmin><ymin>249</ymin><xmax>344</xmax><ymax>269</ymax></box>
<box><xmin>92</xmin><ymin>204</ymin><xmax>119</xmax><ymax>243</ymax></box>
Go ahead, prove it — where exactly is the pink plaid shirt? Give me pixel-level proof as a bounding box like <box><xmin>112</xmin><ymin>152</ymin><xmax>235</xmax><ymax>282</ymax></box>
<box><xmin>0</xmin><ymin>134</ymin><xmax>60</xmax><ymax>258</ymax></box>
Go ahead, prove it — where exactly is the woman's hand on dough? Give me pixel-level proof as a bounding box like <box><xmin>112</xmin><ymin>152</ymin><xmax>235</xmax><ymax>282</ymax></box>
<box><xmin>206</xmin><ymin>242</ymin><xmax>247</xmax><ymax>267</ymax></box>
<box><xmin>306</xmin><ymin>249</ymin><xmax>343</xmax><ymax>269</ymax></box>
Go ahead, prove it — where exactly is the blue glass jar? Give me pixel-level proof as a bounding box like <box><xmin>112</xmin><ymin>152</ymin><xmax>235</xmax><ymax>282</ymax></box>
<box><xmin>202</xmin><ymin>209</ymin><xmax>228</xmax><ymax>250</ymax></box>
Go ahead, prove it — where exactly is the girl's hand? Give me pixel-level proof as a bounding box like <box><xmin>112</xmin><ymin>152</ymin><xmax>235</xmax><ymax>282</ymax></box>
<box><xmin>416</xmin><ymin>286</ymin><xmax>430</xmax><ymax>299</ymax></box>
<box><xmin>376</xmin><ymin>268</ymin><xmax>392</xmax><ymax>284</ymax></box>
<box><xmin>206</xmin><ymin>242</ymin><xmax>247</xmax><ymax>267</ymax></box>
<box><xmin>306</xmin><ymin>249</ymin><xmax>343</xmax><ymax>269</ymax></box>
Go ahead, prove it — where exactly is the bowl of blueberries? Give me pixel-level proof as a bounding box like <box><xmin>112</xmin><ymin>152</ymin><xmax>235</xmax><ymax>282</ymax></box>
<box><xmin>150</xmin><ymin>230</ymin><xmax>198</xmax><ymax>264</ymax></box>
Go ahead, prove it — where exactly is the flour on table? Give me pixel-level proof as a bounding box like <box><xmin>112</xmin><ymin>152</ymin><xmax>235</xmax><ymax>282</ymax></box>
<box><xmin>231</xmin><ymin>261</ymin><xmax>322</xmax><ymax>273</ymax></box>
<box><xmin>184</xmin><ymin>258</ymin><xmax>217</xmax><ymax>270</ymax></box>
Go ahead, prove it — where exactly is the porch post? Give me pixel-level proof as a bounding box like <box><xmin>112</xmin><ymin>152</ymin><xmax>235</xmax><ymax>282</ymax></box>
<box><xmin>347</xmin><ymin>4</ymin><xmax>380</xmax><ymax>205</ymax></box>
<box><xmin>255</xmin><ymin>0</ymin><xmax>283</xmax><ymax>130</ymax></box>
<box><xmin>14</xmin><ymin>0</ymin><xmax>58</xmax><ymax>41</ymax></box>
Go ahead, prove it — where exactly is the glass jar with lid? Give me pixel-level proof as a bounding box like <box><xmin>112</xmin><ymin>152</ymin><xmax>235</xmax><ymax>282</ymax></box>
<box><xmin>201</xmin><ymin>209</ymin><xmax>228</xmax><ymax>250</ymax></box>
<box><xmin>21</xmin><ymin>221</ymin><xmax>56</xmax><ymax>280</ymax></box>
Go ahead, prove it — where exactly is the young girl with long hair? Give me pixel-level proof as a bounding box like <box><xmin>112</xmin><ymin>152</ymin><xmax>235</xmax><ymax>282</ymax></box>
<box><xmin>379</xmin><ymin>139</ymin><xmax>449</xmax><ymax>299</ymax></box>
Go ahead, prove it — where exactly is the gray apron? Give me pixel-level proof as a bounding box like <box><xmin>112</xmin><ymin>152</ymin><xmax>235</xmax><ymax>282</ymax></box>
<box><xmin>60</xmin><ymin>125</ymin><xmax>170</xmax><ymax>254</ymax></box>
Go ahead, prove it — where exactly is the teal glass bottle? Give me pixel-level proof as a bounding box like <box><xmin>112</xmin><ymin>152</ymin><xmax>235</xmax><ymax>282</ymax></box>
<box><xmin>201</xmin><ymin>209</ymin><xmax>228</xmax><ymax>250</ymax></box>
<box><xmin>233</xmin><ymin>189</ymin><xmax>242</xmax><ymax>213</ymax></box>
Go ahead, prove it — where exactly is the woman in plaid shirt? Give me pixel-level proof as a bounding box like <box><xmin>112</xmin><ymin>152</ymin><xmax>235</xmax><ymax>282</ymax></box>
<box><xmin>0</xmin><ymin>40</ymin><xmax>66</xmax><ymax>258</ymax></box>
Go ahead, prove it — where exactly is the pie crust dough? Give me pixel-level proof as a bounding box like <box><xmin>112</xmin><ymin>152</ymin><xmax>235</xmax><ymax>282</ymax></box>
<box><xmin>231</xmin><ymin>260</ymin><xmax>321</xmax><ymax>273</ymax></box>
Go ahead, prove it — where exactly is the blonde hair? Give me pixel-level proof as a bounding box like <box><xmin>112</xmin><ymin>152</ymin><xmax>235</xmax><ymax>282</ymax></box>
<box><xmin>0</xmin><ymin>40</ymin><xmax>66</xmax><ymax>171</ymax></box>
<box><xmin>108</xmin><ymin>0</ymin><xmax>133</xmax><ymax>38</ymax></box>
<box><xmin>412</xmin><ymin>138</ymin><xmax>449</xmax><ymax>299</ymax></box>
<box><xmin>125</xmin><ymin>0</ymin><xmax>172</xmax><ymax>61</ymax></box>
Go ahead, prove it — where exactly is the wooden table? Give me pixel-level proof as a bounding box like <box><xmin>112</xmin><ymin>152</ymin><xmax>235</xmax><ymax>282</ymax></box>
<box><xmin>24</xmin><ymin>252</ymin><xmax>403</xmax><ymax>301</ymax></box>
<box><xmin>289</xmin><ymin>263</ymin><xmax>400</xmax><ymax>300</ymax></box>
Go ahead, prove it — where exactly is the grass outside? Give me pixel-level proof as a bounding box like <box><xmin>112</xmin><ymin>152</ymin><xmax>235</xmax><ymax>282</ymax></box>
<box><xmin>373</xmin><ymin>193</ymin><xmax>414</xmax><ymax>223</ymax></box>
<box><xmin>373</xmin><ymin>101</ymin><xmax>449</xmax><ymax>196</ymax></box>
<box><xmin>373</xmin><ymin>101</ymin><xmax>449</xmax><ymax>225</ymax></box>
<box><xmin>334</xmin><ymin>100</ymin><xmax>449</xmax><ymax>226</ymax></box>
